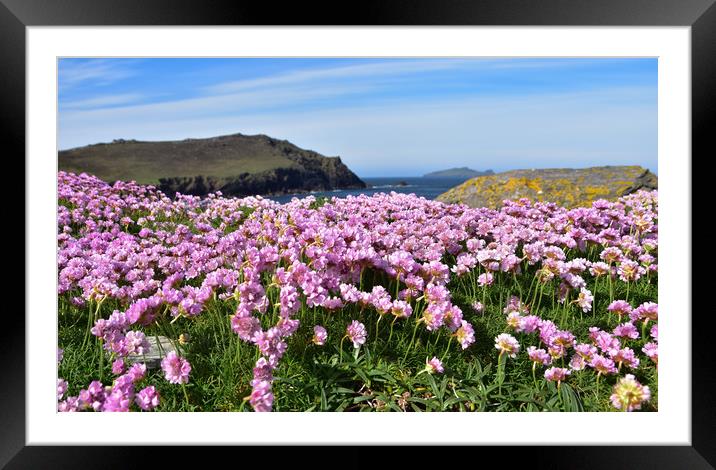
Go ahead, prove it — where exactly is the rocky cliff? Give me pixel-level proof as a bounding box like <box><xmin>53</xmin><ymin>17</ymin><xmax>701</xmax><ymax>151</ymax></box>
<box><xmin>436</xmin><ymin>166</ymin><xmax>657</xmax><ymax>209</ymax></box>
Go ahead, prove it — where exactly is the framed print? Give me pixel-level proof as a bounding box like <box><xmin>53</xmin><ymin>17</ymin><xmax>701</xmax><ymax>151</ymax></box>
<box><xmin>5</xmin><ymin>0</ymin><xmax>714</xmax><ymax>467</ymax></box>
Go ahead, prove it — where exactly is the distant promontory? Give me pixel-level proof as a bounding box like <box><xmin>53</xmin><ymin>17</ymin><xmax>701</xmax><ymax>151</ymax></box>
<box><xmin>58</xmin><ymin>133</ymin><xmax>367</xmax><ymax>198</ymax></box>
<box><xmin>423</xmin><ymin>167</ymin><xmax>495</xmax><ymax>178</ymax></box>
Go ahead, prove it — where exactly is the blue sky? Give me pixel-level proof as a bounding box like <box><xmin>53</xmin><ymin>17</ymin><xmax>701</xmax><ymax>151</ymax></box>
<box><xmin>58</xmin><ymin>58</ymin><xmax>657</xmax><ymax>177</ymax></box>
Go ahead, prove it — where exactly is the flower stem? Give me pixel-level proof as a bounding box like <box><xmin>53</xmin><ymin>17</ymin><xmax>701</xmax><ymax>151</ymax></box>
<box><xmin>181</xmin><ymin>383</ymin><xmax>190</xmax><ymax>408</ymax></box>
<box><xmin>441</xmin><ymin>336</ymin><xmax>453</xmax><ymax>361</ymax></box>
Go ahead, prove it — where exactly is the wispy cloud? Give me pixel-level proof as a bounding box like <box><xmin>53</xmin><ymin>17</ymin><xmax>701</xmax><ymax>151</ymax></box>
<box><xmin>58</xmin><ymin>59</ymin><xmax>140</xmax><ymax>90</ymax></box>
<box><xmin>204</xmin><ymin>60</ymin><xmax>474</xmax><ymax>94</ymax></box>
<box><xmin>61</xmin><ymin>93</ymin><xmax>145</xmax><ymax>110</ymax></box>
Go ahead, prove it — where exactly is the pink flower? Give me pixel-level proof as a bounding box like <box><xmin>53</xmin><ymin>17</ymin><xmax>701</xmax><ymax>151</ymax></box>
<box><xmin>111</xmin><ymin>359</ymin><xmax>125</xmax><ymax>375</ymax></box>
<box><xmin>607</xmin><ymin>300</ymin><xmax>633</xmax><ymax>320</ymax></box>
<box><xmin>544</xmin><ymin>367</ymin><xmax>571</xmax><ymax>384</ymax></box>
<box><xmin>589</xmin><ymin>355</ymin><xmax>617</xmax><ymax>375</ymax></box>
<box><xmin>135</xmin><ymin>386</ymin><xmax>160</xmax><ymax>411</ymax></box>
<box><xmin>160</xmin><ymin>351</ymin><xmax>191</xmax><ymax>384</ymax></box>
<box><xmin>494</xmin><ymin>333</ymin><xmax>520</xmax><ymax>358</ymax></box>
<box><xmin>455</xmin><ymin>320</ymin><xmax>475</xmax><ymax>349</ymax></box>
<box><xmin>391</xmin><ymin>300</ymin><xmax>413</xmax><ymax>319</ymax></box>
<box><xmin>250</xmin><ymin>380</ymin><xmax>274</xmax><ymax>412</ymax></box>
<box><xmin>312</xmin><ymin>325</ymin><xmax>328</xmax><ymax>346</ymax></box>
<box><xmin>425</xmin><ymin>357</ymin><xmax>444</xmax><ymax>374</ymax></box>
<box><xmin>631</xmin><ymin>302</ymin><xmax>658</xmax><ymax>323</ymax></box>
<box><xmin>346</xmin><ymin>320</ymin><xmax>367</xmax><ymax>348</ymax></box>
<box><xmin>127</xmin><ymin>362</ymin><xmax>147</xmax><ymax>382</ymax></box>
<box><xmin>506</xmin><ymin>312</ymin><xmax>522</xmax><ymax>330</ymax></box>
<box><xmin>477</xmin><ymin>273</ymin><xmax>494</xmax><ymax>287</ymax></box>
<box><xmin>610</xmin><ymin>374</ymin><xmax>651</xmax><ymax>411</ymax></box>
<box><xmin>609</xmin><ymin>347</ymin><xmax>640</xmax><ymax>370</ymax></box>
<box><xmin>517</xmin><ymin>315</ymin><xmax>541</xmax><ymax>334</ymax></box>
<box><xmin>613</xmin><ymin>322</ymin><xmax>639</xmax><ymax>340</ymax></box>
<box><xmin>574</xmin><ymin>288</ymin><xmax>593</xmax><ymax>313</ymax></box>
<box><xmin>527</xmin><ymin>346</ymin><xmax>551</xmax><ymax>366</ymax></box>
<box><xmin>57</xmin><ymin>379</ymin><xmax>68</xmax><ymax>400</ymax></box>
<box><xmin>642</xmin><ymin>342</ymin><xmax>658</xmax><ymax>366</ymax></box>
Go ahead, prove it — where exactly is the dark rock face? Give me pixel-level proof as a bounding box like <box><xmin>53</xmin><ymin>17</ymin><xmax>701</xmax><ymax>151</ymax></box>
<box><xmin>59</xmin><ymin>132</ymin><xmax>366</xmax><ymax>198</ymax></box>
<box><xmin>436</xmin><ymin>165</ymin><xmax>658</xmax><ymax>209</ymax></box>
<box><xmin>158</xmin><ymin>164</ymin><xmax>366</xmax><ymax>198</ymax></box>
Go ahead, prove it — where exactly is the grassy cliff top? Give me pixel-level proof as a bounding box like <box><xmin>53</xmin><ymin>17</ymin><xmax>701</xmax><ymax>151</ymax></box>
<box><xmin>58</xmin><ymin>133</ymin><xmax>340</xmax><ymax>185</ymax></box>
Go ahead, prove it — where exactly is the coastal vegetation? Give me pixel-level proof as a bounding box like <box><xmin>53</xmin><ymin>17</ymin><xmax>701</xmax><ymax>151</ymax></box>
<box><xmin>57</xmin><ymin>171</ymin><xmax>657</xmax><ymax>412</ymax></box>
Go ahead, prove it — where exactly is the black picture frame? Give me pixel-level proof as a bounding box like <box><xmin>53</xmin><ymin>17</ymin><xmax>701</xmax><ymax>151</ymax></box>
<box><xmin>5</xmin><ymin>0</ymin><xmax>712</xmax><ymax>467</ymax></box>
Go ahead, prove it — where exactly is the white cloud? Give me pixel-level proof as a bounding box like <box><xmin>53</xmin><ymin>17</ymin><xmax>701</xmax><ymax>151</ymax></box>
<box><xmin>58</xmin><ymin>59</ymin><xmax>139</xmax><ymax>90</ymax></box>
<box><xmin>203</xmin><ymin>59</ymin><xmax>478</xmax><ymax>94</ymax></box>
<box><xmin>61</xmin><ymin>93</ymin><xmax>145</xmax><ymax>109</ymax></box>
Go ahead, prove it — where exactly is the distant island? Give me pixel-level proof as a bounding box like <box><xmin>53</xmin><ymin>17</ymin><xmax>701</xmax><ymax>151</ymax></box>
<box><xmin>58</xmin><ymin>133</ymin><xmax>366</xmax><ymax>198</ymax></box>
<box><xmin>423</xmin><ymin>167</ymin><xmax>495</xmax><ymax>178</ymax></box>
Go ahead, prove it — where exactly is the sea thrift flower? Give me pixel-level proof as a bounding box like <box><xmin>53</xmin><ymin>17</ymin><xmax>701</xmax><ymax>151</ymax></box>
<box><xmin>477</xmin><ymin>273</ymin><xmax>494</xmax><ymax>287</ymax></box>
<box><xmin>589</xmin><ymin>261</ymin><xmax>610</xmax><ymax>277</ymax></box>
<box><xmin>590</xmin><ymin>355</ymin><xmax>617</xmax><ymax>375</ymax></box>
<box><xmin>506</xmin><ymin>312</ymin><xmax>522</xmax><ymax>330</ymax></box>
<box><xmin>504</xmin><ymin>296</ymin><xmax>528</xmax><ymax>314</ymax></box>
<box><xmin>471</xmin><ymin>301</ymin><xmax>484</xmax><ymax>314</ymax></box>
<box><xmin>127</xmin><ymin>362</ymin><xmax>147</xmax><ymax>382</ymax></box>
<box><xmin>613</xmin><ymin>322</ymin><xmax>639</xmax><ymax>340</ymax></box>
<box><xmin>231</xmin><ymin>315</ymin><xmax>262</xmax><ymax>342</ymax></box>
<box><xmin>610</xmin><ymin>374</ymin><xmax>651</xmax><ymax>411</ymax></box>
<box><xmin>57</xmin><ymin>348</ymin><xmax>64</xmax><ymax>365</ymax></box>
<box><xmin>250</xmin><ymin>380</ymin><xmax>274</xmax><ymax>412</ymax></box>
<box><xmin>574</xmin><ymin>343</ymin><xmax>598</xmax><ymax>361</ymax></box>
<box><xmin>111</xmin><ymin>359</ymin><xmax>125</xmax><ymax>375</ymax></box>
<box><xmin>608</xmin><ymin>300</ymin><xmax>633</xmax><ymax>321</ymax></box>
<box><xmin>642</xmin><ymin>342</ymin><xmax>658</xmax><ymax>366</ymax></box>
<box><xmin>569</xmin><ymin>354</ymin><xmax>586</xmax><ymax>370</ymax></box>
<box><xmin>589</xmin><ymin>327</ymin><xmax>621</xmax><ymax>354</ymax></box>
<box><xmin>544</xmin><ymin>367</ymin><xmax>571</xmax><ymax>387</ymax></box>
<box><xmin>610</xmin><ymin>347</ymin><xmax>640</xmax><ymax>370</ymax></box>
<box><xmin>494</xmin><ymin>333</ymin><xmax>520</xmax><ymax>358</ymax></box>
<box><xmin>631</xmin><ymin>302</ymin><xmax>658</xmax><ymax>323</ymax></box>
<box><xmin>160</xmin><ymin>351</ymin><xmax>191</xmax><ymax>385</ymax></box>
<box><xmin>600</xmin><ymin>246</ymin><xmax>623</xmax><ymax>264</ymax></box>
<box><xmin>102</xmin><ymin>388</ymin><xmax>132</xmax><ymax>412</ymax></box>
<box><xmin>312</xmin><ymin>325</ymin><xmax>328</xmax><ymax>346</ymax></box>
<box><xmin>574</xmin><ymin>288</ymin><xmax>594</xmax><ymax>313</ymax></box>
<box><xmin>57</xmin><ymin>379</ymin><xmax>68</xmax><ymax>400</ymax></box>
<box><xmin>517</xmin><ymin>315</ymin><xmax>541</xmax><ymax>334</ymax></box>
<box><xmin>425</xmin><ymin>357</ymin><xmax>444</xmax><ymax>374</ymax></box>
<box><xmin>617</xmin><ymin>260</ymin><xmax>644</xmax><ymax>282</ymax></box>
<box><xmin>346</xmin><ymin>320</ymin><xmax>367</xmax><ymax>348</ymax></box>
<box><xmin>135</xmin><ymin>386</ymin><xmax>160</xmax><ymax>411</ymax></box>
<box><xmin>391</xmin><ymin>300</ymin><xmax>413</xmax><ymax>319</ymax></box>
<box><xmin>121</xmin><ymin>330</ymin><xmax>150</xmax><ymax>356</ymax></box>
<box><xmin>650</xmin><ymin>324</ymin><xmax>658</xmax><ymax>342</ymax></box>
<box><xmin>455</xmin><ymin>320</ymin><xmax>476</xmax><ymax>350</ymax></box>
<box><xmin>527</xmin><ymin>346</ymin><xmax>552</xmax><ymax>366</ymax></box>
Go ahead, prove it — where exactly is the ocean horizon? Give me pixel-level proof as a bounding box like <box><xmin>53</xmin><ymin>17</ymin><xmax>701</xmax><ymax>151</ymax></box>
<box><xmin>267</xmin><ymin>176</ymin><xmax>470</xmax><ymax>204</ymax></box>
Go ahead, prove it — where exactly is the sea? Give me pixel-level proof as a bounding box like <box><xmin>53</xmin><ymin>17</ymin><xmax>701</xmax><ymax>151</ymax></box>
<box><xmin>267</xmin><ymin>177</ymin><xmax>470</xmax><ymax>204</ymax></box>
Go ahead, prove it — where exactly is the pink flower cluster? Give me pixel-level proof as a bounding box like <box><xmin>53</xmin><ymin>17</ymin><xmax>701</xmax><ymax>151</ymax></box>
<box><xmin>502</xmin><ymin>295</ymin><xmax>658</xmax><ymax>406</ymax></box>
<box><xmin>57</xmin><ymin>362</ymin><xmax>159</xmax><ymax>412</ymax></box>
